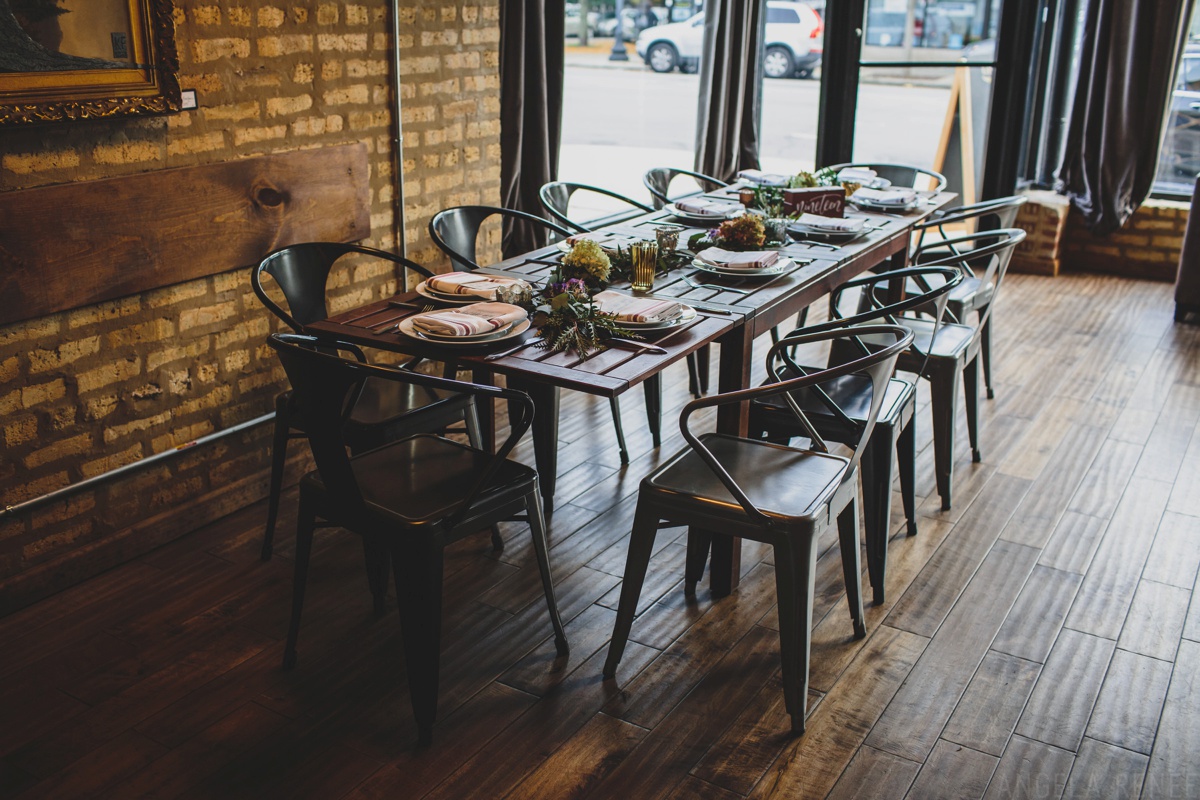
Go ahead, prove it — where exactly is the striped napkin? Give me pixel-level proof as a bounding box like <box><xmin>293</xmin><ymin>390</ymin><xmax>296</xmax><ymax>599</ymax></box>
<box><xmin>737</xmin><ymin>169</ymin><xmax>791</xmax><ymax>187</ymax></box>
<box><xmin>696</xmin><ymin>247</ymin><xmax>780</xmax><ymax>270</ymax></box>
<box><xmin>425</xmin><ymin>272</ymin><xmax>531</xmax><ymax>300</ymax></box>
<box><xmin>852</xmin><ymin>187</ymin><xmax>918</xmax><ymax>206</ymax></box>
<box><xmin>410</xmin><ymin>302</ymin><xmax>527</xmax><ymax>337</ymax></box>
<box><xmin>797</xmin><ymin>213</ymin><xmax>865</xmax><ymax>233</ymax></box>
<box><xmin>593</xmin><ymin>291</ymin><xmax>682</xmax><ymax>323</ymax></box>
<box><xmin>673</xmin><ymin>198</ymin><xmax>742</xmax><ymax>217</ymax></box>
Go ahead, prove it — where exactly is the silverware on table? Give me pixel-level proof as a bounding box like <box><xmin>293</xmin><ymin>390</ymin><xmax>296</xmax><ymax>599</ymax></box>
<box><xmin>484</xmin><ymin>337</ymin><xmax>538</xmax><ymax>361</ymax></box>
<box><xmin>681</xmin><ymin>274</ymin><xmax>749</xmax><ymax>294</ymax></box>
<box><xmin>606</xmin><ymin>338</ymin><xmax>668</xmax><ymax>355</ymax></box>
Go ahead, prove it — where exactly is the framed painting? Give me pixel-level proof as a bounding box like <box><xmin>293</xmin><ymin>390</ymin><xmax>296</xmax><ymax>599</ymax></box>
<box><xmin>0</xmin><ymin>0</ymin><xmax>180</xmax><ymax>124</ymax></box>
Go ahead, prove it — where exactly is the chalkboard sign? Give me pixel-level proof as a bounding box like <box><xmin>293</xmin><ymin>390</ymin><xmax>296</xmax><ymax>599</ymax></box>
<box><xmin>934</xmin><ymin>66</ymin><xmax>993</xmax><ymax>210</ymax></box>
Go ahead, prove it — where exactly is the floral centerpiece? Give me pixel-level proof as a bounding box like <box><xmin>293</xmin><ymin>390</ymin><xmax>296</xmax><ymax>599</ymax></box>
<box><xmin>687</xmin><ymin>214</ymin><xmax>779</xmax><ymax>252</ymax></box>
<box><xmin>531</xmin><ymin>241</ymin><xmax>636</xmax><ymax>358</ymax></box>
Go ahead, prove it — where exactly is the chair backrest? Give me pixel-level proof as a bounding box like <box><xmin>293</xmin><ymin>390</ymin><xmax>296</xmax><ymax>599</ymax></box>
<box><xmin>253</xmin><ymin>242</ymin><xmax>434</xmax><ymax>332</ymax></box>
<box><xmin>679</xmin><ymin>325</ymin><xmax>914</xmax><ymax>526</ymax></box>
<box><xmin>911</xmin><ymin>228</ymin><xmax>1026</xmax><ymax>332</ymax></box>
<box><xmin>642</xmin><ymin>167</ymin><xmax>727</xmax><ymax>209</ymax></box>
<box><xmin>805</xmin><ymin>265</ymin><xmax>964</xmax><ymax>398</ymax></box>
<box><xmin>429</xmin><ymin>205</ymin><xmax>574</xmax><ymax>272</ymax></box>
<box><xmin>538</xmin><ymin>182</ymin><xmax>654</xmax><ymax>233</ymax></box>
<box><xmin>916</xmin><ymin>195</ymin><xmax>1027</xmax><ymax>246</ymax></box>
<box><xmin>826</xmin><ymin>162</ymin><xmax>948</xmax><ymax>193</ymax></box>
<box><xmin>267</xmin><ymin>333</ymin><xmax>535</xmax><ymax>530</ymax></box>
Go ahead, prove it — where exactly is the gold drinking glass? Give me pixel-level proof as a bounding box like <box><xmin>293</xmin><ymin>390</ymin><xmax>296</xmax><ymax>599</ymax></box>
<box><xmin>630</xmin><ymin>241</ymin><xmax>659</xmax><ymax>292</ymax></box>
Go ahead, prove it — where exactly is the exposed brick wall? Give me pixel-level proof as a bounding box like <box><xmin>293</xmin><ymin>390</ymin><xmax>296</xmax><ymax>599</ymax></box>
<box><xmin>0</xmin><ymin>1</ymin><xmax>502</xmax><ymax>613</ymax></box>
<box><xmin>1061</xmin><ymin>199</ymin><xmax>1188</xmax><ymax>282</ymax></box>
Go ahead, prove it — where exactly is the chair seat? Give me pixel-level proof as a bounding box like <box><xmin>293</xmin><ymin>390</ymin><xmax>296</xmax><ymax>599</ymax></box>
<box><xmin>301</xmin><ymin>434</ymin><xmax>537</xmax><ymax>527</ymax></box>
<box><xmin>754</xmin><ymin>373</ymin><xmax>914</xmax><ymax>433</ymax></box>
<box><xmin>645</xmin><ymin>433</ymin><xmax>848</xmax><ymax>522</ymax></box>
<box><xmin>900</xmin><ymin>317</ymin><xmax>976</xmax><ymax>360</ymax></box>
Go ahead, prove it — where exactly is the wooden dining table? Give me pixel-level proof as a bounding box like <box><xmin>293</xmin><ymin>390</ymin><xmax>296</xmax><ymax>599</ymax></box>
<box><xmin>309</xmin><ymin>189</ymin><xmax>956</xmax><ymax>596</ymax></box>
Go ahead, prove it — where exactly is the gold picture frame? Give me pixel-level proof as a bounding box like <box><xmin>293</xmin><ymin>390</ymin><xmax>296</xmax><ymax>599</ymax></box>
<box><xmin>0</xmin><ymin>0</ymin><xmax>180</xmax><ymax>125</ymax></box>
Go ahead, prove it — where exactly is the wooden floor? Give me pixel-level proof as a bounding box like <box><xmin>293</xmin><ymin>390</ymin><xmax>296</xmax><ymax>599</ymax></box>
<box><xmin>3</xmin><ymin>272</ymin><xmax>1200</xmax><ymax>799</ymax></box>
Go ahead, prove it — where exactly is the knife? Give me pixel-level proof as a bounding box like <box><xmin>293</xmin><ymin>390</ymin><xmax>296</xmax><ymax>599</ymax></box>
<box><xmin>606</xmin><ymin>338</ymin><xmax>668</xmax><ymax>355</ymax></box>
<box><xmin>484</xmin><ymin>337</ymin><xmax>539</xmax><ymax>361</ymax></box>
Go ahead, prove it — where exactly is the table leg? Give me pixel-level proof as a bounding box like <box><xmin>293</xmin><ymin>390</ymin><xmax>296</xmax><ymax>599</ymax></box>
<box><xmin>508</xmin><ymin>376</ymin><xmax>560</xmax><ymax>514</ymax></box>
<box><xmin>705</xmin><ymin>326</ymin><xmax>755</xmax><ymax>597</ymax></box>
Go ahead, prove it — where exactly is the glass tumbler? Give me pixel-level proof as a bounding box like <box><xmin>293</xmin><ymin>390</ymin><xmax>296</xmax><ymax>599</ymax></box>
<box><xmin>630</xmin><ymin>241</ymin><xmax>659</xmax><ymax>292</ymax></box>
<box><xmin>654</xmin><ymin>225</ymin><xmax>684</xmax><ymax>254</ymax></box>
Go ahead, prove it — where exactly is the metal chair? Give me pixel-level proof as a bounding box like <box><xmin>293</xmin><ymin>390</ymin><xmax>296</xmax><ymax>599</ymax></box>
<box><xmin>749</xmin><ymin>267</ymin><xmax>963</xmax><ymax>605</ymax></box>
<box><xmin>429</xmin><ymin>205</ymin><xmax>573</xmax><ymax>273</ymax></box>
<box><xmin>603</xmin><ymin>325</ymin><xmax>914</xmax><ymax>735</ymax></box>
<box><xmin>895</xmin><ymin>229</ymin><xmax>1026</xmax><ymax>510</ymax></box>
<box><xmin>538</xmin><ymin>181</ymin><xmax>654</xmax><ymax>233</ymax></box>
<box><xmin>642</xmin><ymin>167</ymin><xmax>728</xmax><ymax>210</ymax></box>
<box><xmin>912</xmin><ymin>195</ymin><xmax>1029</xmax><ymax>399</ymax></box>
<box><xmin>430</xmin><ymin>205</ymin><xmax>661</xmax><ymax>464</ymax></box>
<box><xmin>268</xmin><ymin>333</ymin><xmax>567</xmax><ymax>746</ymax></box>
<box><xmin>826</xmin><ymin>162</ymin><xmax>948</xmax><ymax>193</ymax></box>
<box><xmin>252</xmin><ymin>243</ymin><xmax>482</xmax><ymax>565</ymax></box>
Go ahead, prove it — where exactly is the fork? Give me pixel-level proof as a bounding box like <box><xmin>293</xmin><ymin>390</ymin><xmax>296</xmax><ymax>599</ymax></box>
<box><xmin>681</xmin><ymin>274</ymin><xmax>748</xmax><ymax>294</ymax></box>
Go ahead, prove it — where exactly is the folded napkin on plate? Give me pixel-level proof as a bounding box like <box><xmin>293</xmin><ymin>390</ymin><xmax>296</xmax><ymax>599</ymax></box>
<box><xmin>696</xmin><ymin>247</ymin><xmax>780</xmax><ymax>269</ymax></box>
<box><xmin>565</xmin><ymin>231</ymin><xmax>637</xmax><ymax>249</ymax></box>
<box><xmin>593</xmin><ymin>290</ymin><xmax>682</xmax><ymax>324</ymax></box>
<box><xmin>797</xmin><ymin>213</ymin><xmax>865</xmax><ymax>233</ymax></box>
<box><xmin>737</xmin><ymin>169</ymin><xmax>791</xmax><ymax>187</ymax></box>
<box><xmin>426</xmin><ymin>272</ymin><xmax>531</xmax><ymax>300</ymax></box>
<box><xmin>673</xmin><ymin>198</ymin><xmax>742</xmax><ymax>217</ymax></box>
<box><xmin>852</xmin><ymin>187</ymin><xmax>918</xmax><ymax>206</ymax></box>
<box><xmin>410</xmin><ymin>302</ymin><xmax>527</xmax><ymax>337</ymax></box>
<box><xmin>838</xmin><ymin>167</ymin><xmax>877</xmax><ymax>183</ymax></box>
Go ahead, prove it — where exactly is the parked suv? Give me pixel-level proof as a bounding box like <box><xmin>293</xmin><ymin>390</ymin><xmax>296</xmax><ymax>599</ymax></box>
<box><xmin>635</xmin><ymin>1</ymin><xmax>823</xmax><ymax>78</ymax></box>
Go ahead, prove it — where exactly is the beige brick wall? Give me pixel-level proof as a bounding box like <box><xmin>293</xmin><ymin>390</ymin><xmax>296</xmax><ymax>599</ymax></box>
<box><xmin>1061</xmin><ymin>199</ymin><xmax>1189</xmax><ymax>282</ymax></box>
<box><xmin>0</xmin><ymin>0</ymin><xmax>502</xmax><ymax>612</ymax></box>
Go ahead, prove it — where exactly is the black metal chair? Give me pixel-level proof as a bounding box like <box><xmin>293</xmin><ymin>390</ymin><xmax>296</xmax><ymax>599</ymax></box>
<box><xmin>912</xmin><ymin>195</ymin><xmax>1029</xmax><ymax>399</ymax></box>
<box><xmin>895</xmin><ymin>229</ymin><xmax>1026</xmax><ymax>510</ymax></box>
<box><xmin>642</xmin><ymin>167</ymin><xmax>728</xmax><ymax>210</ymax></box>
<box><xmin>428</xmin><ymin>205</ymin><xmax>573</xmax><ymax>273</ymax></box>
<box><xmin>252</xmin><ymin>243</ymin><xmax>483</xmax><ymax>565</ymax></box>
<box><xmin>826</xmin><ymin>162</ymin><xmax>948</xmax><ymax>194</ymax></box>
<box><xmin>268</xmin><ymin>333</ymin><xmax>568</xmax><ymax>746</ymax></box>
<box><xmin>430</xmin><ymin>205</ymin><xmax>660</xmax><ymax>464</ymax></box>
<box><xmin>749</xmin><ymin>267</ymin><xmax>962</xmax><ymax>604</ymax></box>
<box><xmin>538</xmin><ymin>181</ymin><xmax>654</xmax><ymax>233</ymax></box>
<box><xmin>603</xmin><ymin>325</ymin><xmax>914</xmax><ymax>735</ymax></box>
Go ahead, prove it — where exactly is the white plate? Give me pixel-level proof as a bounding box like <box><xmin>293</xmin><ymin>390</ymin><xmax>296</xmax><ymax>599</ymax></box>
<box><xmin>664</xmin><ymin>203</ymin><xmax>743</xmax><ymax>225</ymax></box>
<box><xmin>397</xmin><ymin>317</ymin><xmax>532</xmax><ymax>345</ymax></box>
<box><xmin>692</xmin><ymin>256</ymin><xmax>792</xmax><ymax>277</ymax></box>
<box><xmin>410</xmin><ymin>320</ymin><xmax>517</xmax><ymax>341</ymax></box>
<box><xmin>787</xmin><ymin>223</ymin><xmax>867</xmax><ymax>243</ymax></box>
<box><xmin>415</xmin><ymin>281</ymin><xmax>486</xmax><ymax>305</ymax></box>
<box><xmin>612</xmin><ymin>305</ymin><xmax>698</xmax><ymax>330</ymax></box>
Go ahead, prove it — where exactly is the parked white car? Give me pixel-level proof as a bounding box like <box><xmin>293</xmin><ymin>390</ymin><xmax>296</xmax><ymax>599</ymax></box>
<box><xmin>635</xmin><ymin>1</ymin><xmax>823</xmax><ymax>78</ymax></box>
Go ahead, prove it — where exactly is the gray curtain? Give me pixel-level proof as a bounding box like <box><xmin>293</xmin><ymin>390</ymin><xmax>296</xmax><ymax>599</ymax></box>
<box><xmin>499</xmin><ymin>0</ymin><xmax>565</xmax><ymax>255</ymax></box>
<box><xmin>1055</xmin><ymin>0</ymin><xmax>1191</xmax><ymax>234</ymax></box>
<box><xmin>694</xmin><ymin>0</ymin><xmax>766</xmax><ymax>181</ymax></box>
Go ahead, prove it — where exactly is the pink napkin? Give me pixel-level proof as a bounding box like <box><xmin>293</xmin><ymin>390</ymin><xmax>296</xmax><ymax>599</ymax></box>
<box><xmin>410</xmin><ymin>302</ymin><xmax>527</xmax><ymax>336</ymax></box>
<box><xmin>593</xmin><ymin>291</ymin><xmax>682</xmax><ymax>323</ymax></box>
<box><xmin>696</xmin><ymin>247</ymin><xmax>780</xmax><ymax>269</ymax></box>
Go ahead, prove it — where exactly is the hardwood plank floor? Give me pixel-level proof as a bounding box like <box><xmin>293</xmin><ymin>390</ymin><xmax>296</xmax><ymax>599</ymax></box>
<box><xmin>2</xmin><ymin>272</ymin><xmax>1200</xmax><ymax>798</ymax></box>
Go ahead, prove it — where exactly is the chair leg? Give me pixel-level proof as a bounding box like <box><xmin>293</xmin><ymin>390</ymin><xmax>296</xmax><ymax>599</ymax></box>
<box><xmin>609</xmin><ymin>396</ymin><xmax>630</xmax><ymax>465</ymax></box>
<box><xmin>463</xmin><ymin>399</ymin><xmax>483</xmax><ymax>448</ymax></box>
<box><xmin>836</xmin><ymin>496</ymin><xmax>867</xmax><ymax>639</ymax></box>
<box><xmin>261</xmin><ymin>397</ymin><xmax>292</xmax><ymax>562</ymax></box>
<box><xmin>282</xmin><ymin>493</ymin><xmax>317</xmax><ymax>670</ymax></box>
<box><xmin>603</xmin><ymin>498</ymin><xmax>661</xmax><ymax>679</ymax></box>
<box><xmin>392</xmin><ymin>538</ymin><xmax>444</xmax><ymax>747</ymax></box>
<box><xmin>963</xmin><ymin>355</ymin><xmax>982</xmax><ymax>463</ymax></box>
<box><xmin>526</xmin><ymin>490</ymin><xmax>568</xmax><ymax>656</ymax></box>
<box><xmin>861</xmin><ymin>429</ymin><xmax>895</xmax><ymax>606</ymax></box>
<box><xmin>772</xmin><ymin>538</ymin><xmax>800</xmax><ymax>719</ymax></box>
<box><xmin>778</xmin><ymin>532</ymin><xmax>818</xmax><ymax>735</ymax></box>
<box><xmin>644</xmin><ymin>375</ymin><xmax>663</xmax><ymax>449</ymax></box>
<box><xmin>685</xmin><ymin>527</ymin><xmax>713</xmax><ymax>595</ymax></box>
<box><xmin>928</xmin><ymin>366</ymin><xmax>962</xmax><ymax>511</ymax></box>
<box><xmin>897</xmin><ymin>418</ymin><xmax>918</xmax><ymax>537</ymax></box>
<box><xmin>980</xmin><ymin>310</ymin><xmax>995</xmax><ymax>399</ymax></box>
<box><xmin>363</xmin><ymin>537</ymin><xmax>390</xmax><ymax>617</ymax></box>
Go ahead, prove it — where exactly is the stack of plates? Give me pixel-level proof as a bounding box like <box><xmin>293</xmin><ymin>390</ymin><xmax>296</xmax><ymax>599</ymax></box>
<box><xmin>787</xmin><ymin>218</ymin><xmax>867</xmax><ymax>244</ymax></box>
<box><xmin>397</xmin><ymin>315</ymin><xmax>532</xmax><ymax>344</ymax></box>
<box><xmin>615</xmin><ymin>305</ymin><xmax>698</xmax><ymax>331</ymax></box>
<box><xmin>691</xmin><ymin>256</ymin><xmax>793</xmax><ymax>277</ymax></box>
<box><xmin>415</xmin><ymin>281</ymin><xmax>489</xmax><ymax>305</ymax></box>
<box><xmin>664</xmin><ymin>203</ymin><xmax>744</xmax><ymax>225</ymax></box>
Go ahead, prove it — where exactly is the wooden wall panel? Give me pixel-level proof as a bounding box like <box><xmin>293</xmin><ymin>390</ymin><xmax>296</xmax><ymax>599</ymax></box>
<box><xmin>0</xmin><ymin>143</ymin><xmax>370</xmax><ymax>326</ymax></box>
